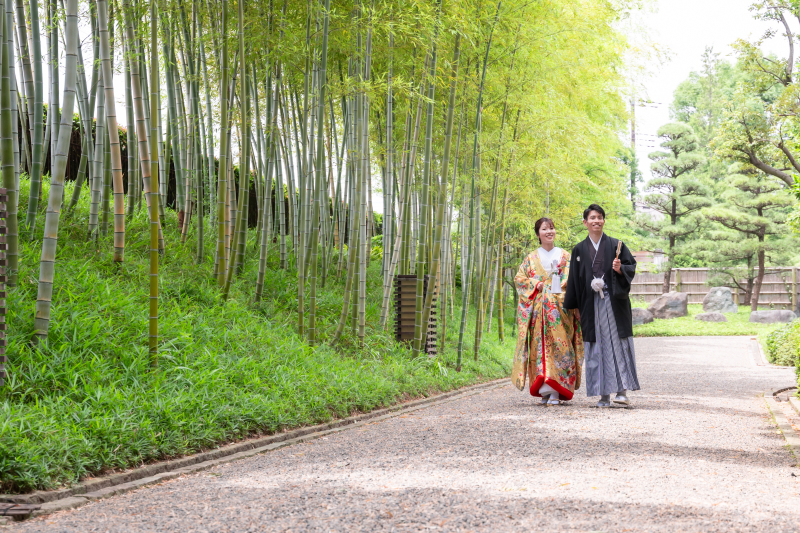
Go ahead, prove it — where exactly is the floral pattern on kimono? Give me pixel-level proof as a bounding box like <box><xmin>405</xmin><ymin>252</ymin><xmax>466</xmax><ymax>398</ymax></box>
<box><xmin>510</xmin><ymin>249</ymin><xmax>584</xmax><ymax>400</ymax></box>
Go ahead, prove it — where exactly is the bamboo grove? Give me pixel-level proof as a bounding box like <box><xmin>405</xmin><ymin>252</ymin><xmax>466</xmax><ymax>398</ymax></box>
<box><xmin>0</xmin><ymin>0</ymin><xmax>631</xmax><ymax>365</ymax></box>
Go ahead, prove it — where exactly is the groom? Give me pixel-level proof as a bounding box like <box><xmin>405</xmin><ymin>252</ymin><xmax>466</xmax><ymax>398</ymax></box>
<box><xmin>563</xmin><ymin>204</ymin><xmax>640</xmax><ymax>407</ymax></box>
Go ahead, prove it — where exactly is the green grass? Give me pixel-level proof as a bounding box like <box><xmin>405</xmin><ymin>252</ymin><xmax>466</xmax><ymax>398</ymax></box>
<box><xmin>632</xmin><ymin>301</ymin><xmax>783</xmax><ymax>337</ymax></box>
<box><xmin>0</xmin><ymin>178</ymin><xmax>514</xmax><ymax>494</ymax></box>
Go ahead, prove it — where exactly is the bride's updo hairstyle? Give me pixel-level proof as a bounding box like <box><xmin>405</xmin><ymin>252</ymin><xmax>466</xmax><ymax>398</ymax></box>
<box><xmin>534</xmin><ymin>217</ymin><xmax>555</xmax><ymax>244</ymax></box>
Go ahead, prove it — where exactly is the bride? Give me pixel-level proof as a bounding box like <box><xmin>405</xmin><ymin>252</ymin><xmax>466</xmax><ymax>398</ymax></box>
<box><xmin>511</xmin><ymin>217</ymin><xmax>584</xmax><ymax>405</ymax></box>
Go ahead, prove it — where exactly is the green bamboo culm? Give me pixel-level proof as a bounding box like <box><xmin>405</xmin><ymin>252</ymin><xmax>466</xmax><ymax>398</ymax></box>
<box><xmin>148</xmin><ymin>0</ymin><xmax>160</xmax><ymax>366</ymax></box>
<box><xmin>234</xmin><ymin>2</ymin><xmax>250</xmax><ymax>273</ymax></box>
<box><xmin>33</xmin><ymin>0</ymin><xmax>79</xmax><ymax>340</ymax></box>
<box><xmin>412</xmin><ymin>5</ymin><xmax>441</xmax><ymax>357</ymax></box>
<box><xmin>215</xmin><ymin>0</ymin><xmax>229</xmax><ymax>286</ymax></box>
<box><xmin>23</xmin><ymin>0</ymin><xmax>44</xmax><ymax>241</ymax></box>
<box><xmin>456</xmin><ymin>1</ymin><xmax>500</xmax><ymax>367</ymax></box>
<box><xmin>101</xmin><ymin>122</ymin><xmax>111</xmax><ymax>236</ymax></box>
<box><xmin>222</xmin><ymin>0</ymin><xmax>249</xmax><ymax>299</ymax></box>
<box><xmin>97</xmin><ymin>0</ymin><xmax>125</xmax><ymax>260</ymax></box>
<box><xmin>419</xmin><ymin>32</ymin><xmax>459</xmax><ymax>358</ymax></box>
<box><xmin>0</xmin><ymin>0</ymin><xmax>17</xmax><ymax>286</ymax></box>
<box><xmin>125</xmin><ymin>33</ymin><xmax>136</xmax><ymax>219</ymax></box>
<box><xmin>308</xmin><ymin>0</ymin><xmax>331</xmax><ymax>346</ymax></box>
<box><xmin>497</xmin><ymin>187</ymin><xmax>508</xmax><ymax>343</ymax></box>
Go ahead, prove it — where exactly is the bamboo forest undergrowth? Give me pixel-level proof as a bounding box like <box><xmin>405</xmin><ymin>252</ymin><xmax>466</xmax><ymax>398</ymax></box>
<box><xmin>0</xmin><ymin>179</ymin><xmax>511</xmax><ymax>494</ymax></box>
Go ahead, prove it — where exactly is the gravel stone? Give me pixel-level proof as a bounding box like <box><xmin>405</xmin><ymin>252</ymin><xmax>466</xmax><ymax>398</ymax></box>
<box><xmin>695</xmin><ymin>312</ymin><xmax>727</xmax><ymax>322</ymax></box>
<box><xmin>13</xmin><ymin>337</ymin><xmax>800</xmax><ymax>532</ymax></box>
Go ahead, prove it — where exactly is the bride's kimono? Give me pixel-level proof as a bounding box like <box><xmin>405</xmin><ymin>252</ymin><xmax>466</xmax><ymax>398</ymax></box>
<box><xmin>511</xmin><ymin>249</ymin><xmax>584</xmax><ymax>400</ymax></box>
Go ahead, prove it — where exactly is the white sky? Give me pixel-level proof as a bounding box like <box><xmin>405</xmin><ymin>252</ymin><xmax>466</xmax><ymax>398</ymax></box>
<box><xmin>631</xmin><ymin>0</ymin><xmax>786</xmax><ymax>182</ymax></box>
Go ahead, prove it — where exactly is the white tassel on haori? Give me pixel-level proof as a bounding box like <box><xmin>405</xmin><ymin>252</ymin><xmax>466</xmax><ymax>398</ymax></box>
<box><xmin>591</xmin><ymin>277</ymin><xmax>605</xmax><ymax>299</ymax></box>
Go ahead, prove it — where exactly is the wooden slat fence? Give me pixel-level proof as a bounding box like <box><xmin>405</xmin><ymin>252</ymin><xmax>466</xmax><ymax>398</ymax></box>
<box><xmin>631</xmin><ymin>267</ymin><xmax>799</xmax><ymax>310</ymax></box>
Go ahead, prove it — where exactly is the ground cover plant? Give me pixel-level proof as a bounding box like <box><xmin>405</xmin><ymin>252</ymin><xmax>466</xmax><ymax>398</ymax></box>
<box><xmin>0</xmin><ymin>181</ymin><xmax>514</xmax><ymax>494</ymax></box>
<box><xmin>632</xmin><ymin>302</ymin><xmax>782</xmax><ymax>337</ymax></box>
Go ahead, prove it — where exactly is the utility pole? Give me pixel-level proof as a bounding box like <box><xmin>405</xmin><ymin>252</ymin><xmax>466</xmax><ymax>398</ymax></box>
<box><xmin>630</xmin><ymin>96</ymin><xmax>637</xmax><ymax>211</ymax></box>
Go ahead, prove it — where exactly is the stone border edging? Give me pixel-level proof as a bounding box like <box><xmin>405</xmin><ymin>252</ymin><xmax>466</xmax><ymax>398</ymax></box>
<box><xmin>1</xmin><ymin>378</ymin><xmax>508</xmax><ymax>520</ymax></box>
<box><xmin>751</xmin><ymin>338</ymin><xmax>794</xmax><ymax>368</ymax></box>
<box><xmin>782</xmin><ymin>388</ymin><xmax>800</xmax><ymax>426</ymax></box>
<box><xmin>764</xmin><ymin>389</ymin><xmax>800</xmax><ymax>464</ymax></box>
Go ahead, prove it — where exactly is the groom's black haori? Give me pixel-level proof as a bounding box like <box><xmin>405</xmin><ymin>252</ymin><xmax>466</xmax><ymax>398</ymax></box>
<box><xmin>563</xmin><ymin>233</ymin><xmax>636</xmax><ymax>341</ymax></box>
<box><xmin>563</xmin><ymin>204</ymin><xmax>640</xmax><ymax>404</ymax></box>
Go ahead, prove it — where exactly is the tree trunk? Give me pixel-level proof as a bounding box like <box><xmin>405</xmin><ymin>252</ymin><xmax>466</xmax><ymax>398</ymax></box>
<box><xmin>751</xmin><ymin>238</ymin><xmax>766</xmax><ymax>311</ymax></box>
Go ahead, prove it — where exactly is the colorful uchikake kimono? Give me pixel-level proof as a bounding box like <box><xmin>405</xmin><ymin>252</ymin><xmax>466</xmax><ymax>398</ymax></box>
<box><xmin>511</xmin><ymin>249</ymin><xmax>584</xmax><ymax>400</ymax></box>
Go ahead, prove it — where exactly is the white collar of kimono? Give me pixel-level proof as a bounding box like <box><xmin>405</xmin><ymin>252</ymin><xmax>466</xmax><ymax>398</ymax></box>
<box><xmin>589</xmin><ymin>233</ymin><xmax>604</xmax><ymax>251</ymax></box>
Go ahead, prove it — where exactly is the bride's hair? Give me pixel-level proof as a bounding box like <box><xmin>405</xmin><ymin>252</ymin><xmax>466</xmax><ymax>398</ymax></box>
<box><xmin>534</xmin><ymin>217</ymin><xmax>555</xmax><ymax>244</ymax></box>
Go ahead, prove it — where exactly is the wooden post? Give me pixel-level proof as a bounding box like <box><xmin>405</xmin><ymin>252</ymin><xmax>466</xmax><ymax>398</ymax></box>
<box><xmin>734</xmin><ymin>284</ymin><xmax>739</xmax><ymax>306</ymax></box>
<box><xmin>675</xmin><ymin>269</ymin><xmax>682</xmax><ymax>293</ymax></box>
<box><xmin>394</xmin><ymin>274</ymin><xmax>437</xmax><ymax>355</ymax></box>
<box><xmin>0</xmin><ymin>188</ymin><xmax>6</xmax><ymax>386</ymax></box>
<box><xmin>793</xmin><ymin>267</ymin><xmax>797</xmax><ymax>312</ymax></box>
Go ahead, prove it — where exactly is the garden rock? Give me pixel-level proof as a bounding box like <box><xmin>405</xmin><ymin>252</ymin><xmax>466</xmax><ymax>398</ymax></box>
<box><xmin>749</xmin><ymin>310</ymin><xmax>798</xmax><ymax>323</ymax></box>
<box><xmin>703</xmin><ymin>287</ymin><xmax>738</xmax><ymax>313</ymax></box>
<box><xmin>695</xmin><ymin>312</ymin><xmax>727</xmax><ymax>322</ymax></box>
<box><xmin>647</xmin><ymin>291</ymin><xmax>689</xmax><ymax>319</ymax></box>
<box><xmin>632</xmin><ymin>308</ymin><xmax>654</xmax><ymax>326</ymax></box>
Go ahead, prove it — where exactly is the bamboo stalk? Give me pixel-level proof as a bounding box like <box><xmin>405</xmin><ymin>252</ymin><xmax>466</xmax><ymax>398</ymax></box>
<box><xmin>97</xmin><ymin>0</ymin><xmax>125</xmax><ymax>260</ymax></box>
<box><xmin>419</xmin><ymin>32</ymin><xmax>459</xmax><ymax>357</ymax></box>
<box><xmin>496</xmin><ymin>187</ymin><xmax>508</xmax><ymax>342</ymax></box>
<box><xmin>122</xmin><ymin>0</ymin><xmax>163</xmax><ymax>251</ymax></box>
<box><xmin>148</xmin><ymin>0</ymin><xmax>160</xmax><ymax>365</ymax></box>
<box><xmin>215</xmin><ymin>0</ymin><xmax>230</xmax><ymax>286</ymax></box>
<box><xmin>307</xmin><ymin>0</ymin><xmax>331</xmax><ymax>346</ymax></box>
<box><xmin>412</xmin><ymin>8</ymin><xmax>440</xmax><ymax>356</ymax></box>
<box><xmin>32</xmin><ymin>0</ymin><xmax>78</xmax><ymax>339</ymax></box>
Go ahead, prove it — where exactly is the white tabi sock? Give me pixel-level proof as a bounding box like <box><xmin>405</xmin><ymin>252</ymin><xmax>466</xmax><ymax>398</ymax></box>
<box><xmin>539</xmin><ymin>383</ymin><xmax>559</xmax><ymax>400</ymax></box>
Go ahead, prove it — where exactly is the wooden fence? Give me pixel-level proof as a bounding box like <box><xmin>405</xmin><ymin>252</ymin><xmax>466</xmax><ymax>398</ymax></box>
<box><xmin>631</xmin><ymin>267</ymin><xmax>799</xmax><ymax>310</ymax></box>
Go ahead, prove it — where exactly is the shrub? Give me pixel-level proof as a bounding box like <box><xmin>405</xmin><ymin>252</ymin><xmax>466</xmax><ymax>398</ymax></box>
<box><xmin>763</xmin><ymin>319</ymin><xmax>800</xmax><ymax>366</ymax></box>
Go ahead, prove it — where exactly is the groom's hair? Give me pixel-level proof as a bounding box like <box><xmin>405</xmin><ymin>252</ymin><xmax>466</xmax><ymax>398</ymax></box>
<box><xmin>583</xmin><ymin>204</ymin><xmax>606</xmax><ymax>220</ymax></box>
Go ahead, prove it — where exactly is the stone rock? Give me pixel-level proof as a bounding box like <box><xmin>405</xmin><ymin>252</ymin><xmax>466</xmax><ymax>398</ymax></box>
<box><xmin>647</xmin><ymin>292</ymin><xmax>689</xmax><ymax>319</ymax></box>
<box><xmin>632</xmin><ymin>308</ymin><xmax>654</xmax><ymax>326</ymax></box>
<box><xmin>749</xmin><ymin>310</ymin><xmax>798</xmax><ymax>323</ymax></box>
<box><xmin>702</xmin><ymin>287</ymin><xmax>738</xmax><ymax>313</ymax></box>
<box><xmin>695</xmin><ymin>312</ymin><xmax>727</xmax><ymax>322</ymax></box>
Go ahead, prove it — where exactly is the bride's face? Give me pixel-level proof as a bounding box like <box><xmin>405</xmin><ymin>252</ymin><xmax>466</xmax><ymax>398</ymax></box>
<box><xmin>539</xmin><ymin>223</ymin><xmax>556</xmax><ymax>246</ymax></box>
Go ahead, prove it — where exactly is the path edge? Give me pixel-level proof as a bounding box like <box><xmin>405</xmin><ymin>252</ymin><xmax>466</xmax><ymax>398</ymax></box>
<box><xmin>764</xmin><ymin>389</ymin><xmax>800</xmax><ymax>465</ymax></box>
<box><xmin>3</xmin><ymin>378</ymin><xmax>509</xmax><ymax>520</ymax></box>
<box><xmin>752</xmin><ymin>338</ymin><xmax>794</xmax><ymax>368</ymax></box>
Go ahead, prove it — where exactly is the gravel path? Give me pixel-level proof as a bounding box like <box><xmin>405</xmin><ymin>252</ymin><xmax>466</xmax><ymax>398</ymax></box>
<box><xmin>13</xmin><ymin>336</ymin><xmax>800</xmax><ymax>532</ymax></box>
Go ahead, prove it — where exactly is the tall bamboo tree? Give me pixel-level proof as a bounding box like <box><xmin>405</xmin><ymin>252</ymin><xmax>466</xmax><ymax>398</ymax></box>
<box><xmin>33</xmin><ymin>0</ymin><xmax>78</xmax><ymax>339</ymax></box>
<box><xmin>98</xmin><ymin>0</ymin><xmax>126</xmax><ymax>261</ymax></box>
<box><xmin>215</xmin><ymin>0</ymin><xmax>230</xmax><ymax>286</ymax></box>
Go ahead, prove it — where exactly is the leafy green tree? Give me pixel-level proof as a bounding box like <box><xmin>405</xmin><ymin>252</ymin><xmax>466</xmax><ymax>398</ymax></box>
<box><xmin>639</xmin><ymin>122</ymin><xmax>710</xmax><ymax>293</ymax></box>
<box><xmin>711</xmin><ymin>1</ymin><xmax>800</xmax><ymax>189</ymax></box>
<box><xmin>704</xmin><ymin>168</ymin><xmax>794</xmax><ymax>310</ymax></box>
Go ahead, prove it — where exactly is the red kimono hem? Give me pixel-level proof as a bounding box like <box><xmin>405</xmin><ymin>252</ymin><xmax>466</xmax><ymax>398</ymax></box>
<box><xmin>530</xmin><ymin>377</ymin><xmax>574</xmax><ymax>401</ymax></box>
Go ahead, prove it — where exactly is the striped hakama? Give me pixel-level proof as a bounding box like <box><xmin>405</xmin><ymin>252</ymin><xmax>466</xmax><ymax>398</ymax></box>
<box><xmin>583</xmin><ymin>288</ymin><xmax>640</xmax><ymax>397</ymax></box>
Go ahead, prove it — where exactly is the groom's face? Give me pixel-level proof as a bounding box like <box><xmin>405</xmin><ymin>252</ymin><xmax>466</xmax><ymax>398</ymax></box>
<box><xmin>583</xmin><ymin>211</ymin><xmax>605</xmax><ymax>233</ymax></box>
